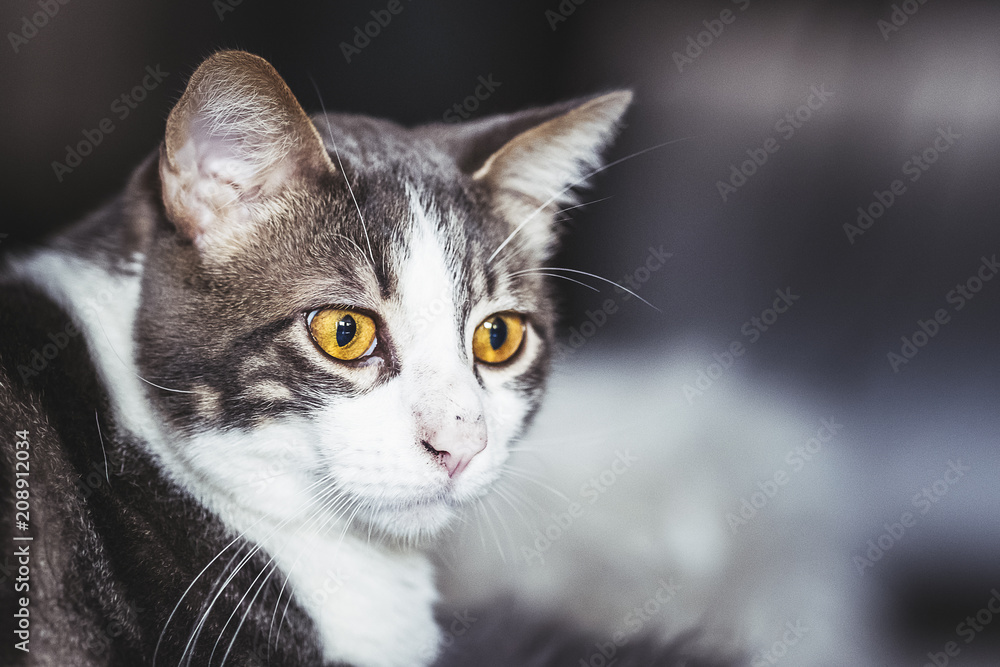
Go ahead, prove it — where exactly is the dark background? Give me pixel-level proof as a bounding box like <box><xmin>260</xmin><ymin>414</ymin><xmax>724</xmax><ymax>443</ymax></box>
<box><xmin>2</xmin><ymin>0</ymin><xmax>999</xmax><ymax>662</ymax></box>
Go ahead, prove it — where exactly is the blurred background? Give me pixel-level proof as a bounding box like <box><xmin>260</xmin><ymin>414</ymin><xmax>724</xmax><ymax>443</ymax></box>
<box><xmin>2</xmin><ymin>0</ymin><xmax>998</xmax><ymax>663</ymax></box>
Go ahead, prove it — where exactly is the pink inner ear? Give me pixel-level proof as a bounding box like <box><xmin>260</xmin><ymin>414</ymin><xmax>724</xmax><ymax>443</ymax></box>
<box><xmin>158</xmin><ymin>51</ymin><xmax>333</xmax><ymax>251</ymax></box>
<box><xmin>161</xmin><ymin>117</ymin><xmax>291</xmax><ymax>247</ymax></box>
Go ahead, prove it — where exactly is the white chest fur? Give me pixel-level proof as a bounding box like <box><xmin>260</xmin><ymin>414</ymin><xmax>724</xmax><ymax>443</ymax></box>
<box><xmin>253</xmin><ymin>525</ymin><xmax>441</xmax><ymax>666</ymax></box>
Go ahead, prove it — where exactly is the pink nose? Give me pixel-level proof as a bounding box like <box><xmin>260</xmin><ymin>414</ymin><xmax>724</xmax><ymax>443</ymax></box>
<box><xmin>422</xmin><ymin>416</ymin><xmax>487</xmax><ymax>478</ymax></box>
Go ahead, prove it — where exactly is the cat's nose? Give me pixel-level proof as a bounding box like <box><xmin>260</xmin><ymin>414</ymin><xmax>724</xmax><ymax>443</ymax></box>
<box><xmin>422</xmin><ymin>415</ymin><xmax>487</xmax><ymax>478</ymax></box>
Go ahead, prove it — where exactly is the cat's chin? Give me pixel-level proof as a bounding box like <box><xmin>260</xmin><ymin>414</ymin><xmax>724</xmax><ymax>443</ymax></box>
<box><xmin>342</xmin><ymin>465</ymin><xmax>502</xmax><ymax>544</ymax></box>
<box><xmin>359</xmin><ymin>496</ymin><xmax>462</xmax><ymax>543</ymax></box>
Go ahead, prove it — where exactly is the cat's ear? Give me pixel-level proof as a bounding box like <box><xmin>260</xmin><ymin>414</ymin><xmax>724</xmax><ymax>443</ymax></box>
<box><xmin>467</xmin><ymin>91</ymin><xmax>632</xmax><ymax>207</ymax></box>
<box><xmin>159</xmin><ymin>50</ymin><xmax>334</xmax><ymax>251</ymax></box>
<box><xmin>431</xmin><ymin>91</ymin><xmax>632</xmax><ymax>257</ymax></box>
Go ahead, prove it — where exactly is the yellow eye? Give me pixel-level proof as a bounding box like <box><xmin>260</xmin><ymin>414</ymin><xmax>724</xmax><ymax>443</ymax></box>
<box><xmin>472</xmin><ymin>313</ymin><xmax>525</xmax><ymax>365</ymax></box>
<box><xmin>308</xmin><ymin>308</ymin><xmax>377</xmax><ymax>361</ymax></box>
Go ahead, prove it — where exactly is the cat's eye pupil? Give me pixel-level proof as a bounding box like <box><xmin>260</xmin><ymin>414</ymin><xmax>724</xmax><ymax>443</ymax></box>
<box><xmin>336</xmin><ymin>315</ymin><xmax>356</xmax><ymax>347</ymax></box>
<box><xmin>488</xmin><ymin>317</ymin><xmax>508</xmax><ymax>351</ymax></box>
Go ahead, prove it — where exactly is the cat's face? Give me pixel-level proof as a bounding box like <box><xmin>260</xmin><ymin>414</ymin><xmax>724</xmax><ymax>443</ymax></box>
<box><xmin>134</xmin><ymin>51</ymin><xmax>629</xmax><ymax>542</ymax></box>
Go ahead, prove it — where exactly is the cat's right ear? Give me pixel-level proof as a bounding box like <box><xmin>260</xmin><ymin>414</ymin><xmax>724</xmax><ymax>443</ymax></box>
<box><xmin>159</xmin><ymin>50</ymin><xmax>334</xmax><ymax>252</ymax></box>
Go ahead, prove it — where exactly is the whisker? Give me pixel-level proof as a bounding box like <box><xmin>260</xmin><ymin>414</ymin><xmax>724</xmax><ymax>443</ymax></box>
<box><xmin>500</xmin><ymin>482</ymin><xmax>552</xmax><ymax>520</ymax></box>
<box><xmin>267</xmin><ymin>490</ymin><xmax>356</xmax><ymax>652</ymax></box>
<box><xmin>155</xmin><ymin>532</ymin><xmax>253</xmax><ymax>666</ymax></box>
<box><xmin>158</xmin><ymin>474</ymin><xmax>335</xmax><ymax>666</ymax></box>
<box><xmin>491</xmin><ymin>485</ymin><xmax>536</xmax><ymax>533</ymax></box>
<box><xmin>223</xmin><ymin>483</ymin><xmax>353</xmax><ymax>667</ymax></box>
<box><xmin>94</xmin><ymin>312</ymin><xmax>195</xmax><ymax>394</ymax></box>
<box><xmin>528</xmin><ymin>272</ymin><xmax>600</xmax><ymax>292</ymax></box>
<box><xmin>252</xmin><ymin>483</ymin><xmax>353</xmax><ymax>656</ymax></box>
<box><xmin>485</xmin><ymin>495</ymin><xmax>515</xmax><ymax>559</ymax></box>
<box><xmin>218</xmin><ymin>562</ymin><xmax>277</xmax><ymax>667</ymax></box>
<box><xmin>310</xmin><ymin>78</ymin><xmax>377</xmax><ymax>271</ymax></box>
<box><xmin>276</xmin><ymin>494</ymin><xmax>365</xmax><ymax>649</ymax></box>
<box><xmin>196</xmin><ymin>542</ymin><xmax>258</xmax><ymax>666</ymax></box>
<box><xmin>181</xmin><ymin>540</ymin><xmax>253</xmax><ymax>667</ymax></box>
<box><xmin>276</xmin><ymin>495</ymin><xmax>366</xmax><ymax>646</ymax></box>
<box><xmin>94</xmin><ymin>411</ymin><xmax>111</xmax><ymax>486</ymax></box>
<box><xmin>501</xmin><ymin>465</ymin><xmax>572</xmax><ymax>504</ymax></box>
<box><xmin>211</xmin><ymin>482</ymin><xmax>344</xmax><ymax>666</ymax></box>
<box><xmin>225</xmin><ymin>470</ymin><xmax>297</xmax><ymax>491</ymax></box>
<box><xmin>510</xmin><ymin>267</ymin><xmax>661</xmax><ymax>312</ymax></box>
<box><xmin>472</xmin><ymin>499</ymin><xmax>489</xmax><ymax>552</ymax></box>
<box><xmin>487</xmin><ymin>136</ymin><xmax>697</xmax><ymax>263</ymax></box>
<box><xmin>553</xmin><ymin>195</ymin><xmax>614</xmax><ymax>215</ymax></box>
<box><xmin>182</xmin><ymin>539</ymin><xmax>273</xmax><ymax>665</ymax></box>
<box><xmin>476</xmin><ymin>497</ymin><xmax>505</xmax><ymax>563</ymax></box>
<box><xmin>267</xmin><ymin>492</ymin><xmax>355</xmax><ymax>660</ymax></box>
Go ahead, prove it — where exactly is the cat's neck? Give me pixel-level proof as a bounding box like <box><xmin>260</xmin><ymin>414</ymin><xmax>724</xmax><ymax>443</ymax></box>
<box><xmin>3</xmin><ymin>158</ymin><xmax>443</xmax><ymax>667</ymax></box>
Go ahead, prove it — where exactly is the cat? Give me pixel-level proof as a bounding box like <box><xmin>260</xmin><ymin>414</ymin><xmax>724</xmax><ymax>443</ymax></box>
<box><xmin>0</xmin><ymin>50</ymin><xmax>730</xmax><ymax>666</ymax></box>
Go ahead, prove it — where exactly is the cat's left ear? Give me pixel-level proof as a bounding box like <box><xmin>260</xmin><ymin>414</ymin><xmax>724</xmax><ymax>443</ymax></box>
<box><xmin>470</xmin><ymin>91</ymin><xmax>632</xmax><ymax>202</ymax></box>
<box><xmin>435</xmin><ymin>91</ymin><xmax>632</xmax><ymax>256</ymax></box>
<box><xmin>159</xmin><ymin>50</ymin><xmax>335</xmax><ymax>252</ymax></box>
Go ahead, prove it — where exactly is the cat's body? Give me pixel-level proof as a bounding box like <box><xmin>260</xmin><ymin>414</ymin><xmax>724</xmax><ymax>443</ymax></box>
<box><xmin>0</xmin><ymin>51</ymin><xmax>734</xmax><ymax>666</ymax></box>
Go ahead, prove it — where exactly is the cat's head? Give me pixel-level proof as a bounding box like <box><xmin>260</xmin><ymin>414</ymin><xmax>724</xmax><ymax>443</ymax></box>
<box><xmin>135</xmin><ymin>51</ymin><xmax>630</xmax><ymax>542</ymax></box>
